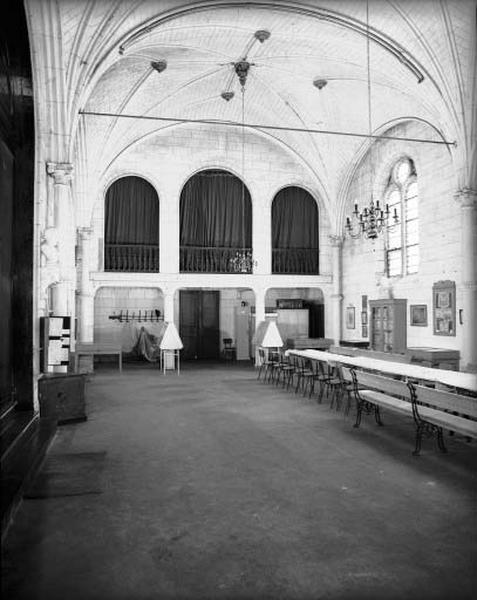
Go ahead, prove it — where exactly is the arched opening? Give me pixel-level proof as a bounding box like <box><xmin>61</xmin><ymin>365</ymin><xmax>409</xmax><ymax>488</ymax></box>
<box><xmin>104</xmin><ymin>176</ymin><xmax>159</xmax><ymax>272</ymax></box>
<box><xmin>271</xmin><ymin>187</ymin><xmax>319</xmax><ymax>274</ymax></box>
<box><xmin>92</xmin><ymin>287</ymin><xmax>164</xmax><ymax>368</ymax></box>
<box><xmin>264</xmin><ymin>288</ymin><xmax>325</xmax><ymax>345</ymax></box>
<box><xmin>180</xmin><ymin>169</ymin><xmax>252</xmax><ymax>273</ymax></box>
<box><xmin>178</xmin><ymin>287</ymin><xmax>255</xmax><ymax>361</ymax></box>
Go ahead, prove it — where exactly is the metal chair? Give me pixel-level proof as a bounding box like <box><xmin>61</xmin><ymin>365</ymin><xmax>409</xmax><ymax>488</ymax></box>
<box><xmin>257</xmin><ymin>347</ymin><xmax>275</xmax><ymax>381</ymax></box>
<box><xmin>222</xmin><ymin>338</ymin><xmax>236</xmax><ymax>361</ymax></box>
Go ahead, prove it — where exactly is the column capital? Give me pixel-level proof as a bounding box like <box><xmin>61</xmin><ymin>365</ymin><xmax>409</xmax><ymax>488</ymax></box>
<box><xmin>46</xmin><ymin>162</ymin><xmax>74</xmax><ymax>184</ymax></box>
<box><xmin>329</xmin><ymin>234</ymin><xmax>344</xmax><ymax>248</ymax></box>
<box><xmin>454</xmin><ymin>187</ymin><xmax>477</xmax><ymax>208</ymax></box>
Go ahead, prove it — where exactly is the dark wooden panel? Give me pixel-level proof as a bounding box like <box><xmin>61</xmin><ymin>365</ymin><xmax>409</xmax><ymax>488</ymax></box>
<box><xmin>199</xmin><ymin>291</ymin><xmax>220</xmax><ymax>359</ymax></box>
<box><xmin>179</xmin><ymin>290</ymin><xmax>220</xmax><ymax>360</ymax></box>
<box><xmin>179</xmin><ymin>291</ymin><xmax>199</xmax><ymax>360</ymax></box>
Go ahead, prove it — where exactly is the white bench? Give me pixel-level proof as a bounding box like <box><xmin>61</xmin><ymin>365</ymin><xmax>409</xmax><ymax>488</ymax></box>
<box><xmin>341</xmin><ymin>366</ymin><xmax>477</xmax><ymax>455</ymax></box>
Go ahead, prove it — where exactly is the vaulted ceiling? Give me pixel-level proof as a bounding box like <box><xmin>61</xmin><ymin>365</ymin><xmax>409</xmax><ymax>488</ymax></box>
<box><xmin>33</xmin><ymin>0</ymin><xmax>475</xmax><ymax>202</ymax></box>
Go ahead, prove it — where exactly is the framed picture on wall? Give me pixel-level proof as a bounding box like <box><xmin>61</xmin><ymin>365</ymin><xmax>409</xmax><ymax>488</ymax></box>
<box><xmin>361</xmin><ymin>311</ymin><xmax>368</xmax><ymax>325</ymax></box>
<box><xmin>410</xmin><ymin>304</ymin><xmax>427</xmax><ymax>327</ymax></box>
<box><xmin>432</xmin><ymin>280</ymin><xmax>456</xmax><ymax>336</ymax></box>
<box><xmin>346</xmin><ymin>306</ymin><xmax>355</xmax><ymax>329</ymax></box>
<box><xmin>362</xmin><ymin>325</ymin><xmax>368</xmax><ymax>338</ymax></box>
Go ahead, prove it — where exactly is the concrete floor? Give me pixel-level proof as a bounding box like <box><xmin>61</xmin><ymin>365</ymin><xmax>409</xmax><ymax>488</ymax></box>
<box><xmin>2</xmin><ymin>362</ymin><xmax>476</xmax><ymax>600</ymax></box>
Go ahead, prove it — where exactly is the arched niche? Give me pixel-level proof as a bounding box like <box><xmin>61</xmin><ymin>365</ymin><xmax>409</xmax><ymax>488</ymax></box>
<box><xmin>179</xmin><ymin>169</ymin><xmax>252</xmax><ymax>273</ymax></box>
<box><xmin>271</xmin><ymin>186</ymin><xmax>319</xmax><ymax>274</ymax></box>
<box><xmin>104</xmin><ymin>176</ymin><xmax>160</xmax><ymax>272</ymax></box>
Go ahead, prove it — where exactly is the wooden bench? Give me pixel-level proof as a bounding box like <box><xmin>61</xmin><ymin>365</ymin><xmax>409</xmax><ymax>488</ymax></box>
<box><xmin>74</xmin><ymin>343</ymin><xmax>122</xmax><ymax>373</ymax></box>
<box><xmin>341</xmin><ymin>366</ymin><xmax>477</xmax><ymax>455</ymax></box>
<box><xmin>408</xmin><ymin>383</ymin><xmax>477</xmax><ymax>455</ymax></box>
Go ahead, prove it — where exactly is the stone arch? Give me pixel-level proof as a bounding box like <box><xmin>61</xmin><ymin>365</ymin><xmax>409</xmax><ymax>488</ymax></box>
<box><xmin>179</xmin><ymin>168</ymin><xmax>253</xmax><ymax>273</ymax></box>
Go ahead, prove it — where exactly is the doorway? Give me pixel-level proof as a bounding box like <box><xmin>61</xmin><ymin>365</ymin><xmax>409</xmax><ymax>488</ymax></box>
<box><xmin>179</xmin><ymin>290</ymin><xmax>220</xmax><ymax>360</ymax></box>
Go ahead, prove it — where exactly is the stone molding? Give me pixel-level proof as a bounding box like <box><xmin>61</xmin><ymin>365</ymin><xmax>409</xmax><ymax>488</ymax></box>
<box><xmin>46</xmin><ymin>162</ymin><xmax>74</xmax><ymax>184</ymax></box>
<box><xmin>454</xmin><ymin>188</ymin><xmax>477</xmax><ymax>209</ymax></box>
<box><xmin>329</xmin><ymin>234</ymin><xmax>344</xmax><ymax>248</ymax></box>
<box><xmin>77</xmin><ymin>226</ymin><xmax>93</xmax><ymax>242</ymax></box>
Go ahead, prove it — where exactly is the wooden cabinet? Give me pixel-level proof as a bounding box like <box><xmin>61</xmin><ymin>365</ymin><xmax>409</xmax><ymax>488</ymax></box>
<box><xmin>276</xmin><ymin>309</ymin><xmax>309</xmax><ymax>342</ymax></box>
<box><xmin>369</xmin><ymin>299</ymin><xmax>407</xmax><ymax>353</ymax></box>
<box><xmin>406</xmin><ymin>347</ymin><xmax>460</xmax><ymax>370</ymax></box>
<box><xmin>38</xmin><ymin>373</ymin><xmax>86</xmax><ymax>425</ymax></box>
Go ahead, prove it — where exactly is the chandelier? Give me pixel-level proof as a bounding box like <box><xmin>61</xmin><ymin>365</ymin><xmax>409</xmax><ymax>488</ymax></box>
<box><xmin>229</xmin><ymin>249</ymin><xmax>256</xmax><ymax>273</ymax></box>
<box><xmin>345</xmin><ymin>0</ymin><xmax>399</xmax><ymax>240</ymax></box>
<box><xmin>346</xmin><ymin>199</ymin><xmax>398</xmax><ymax>240</ymax></box>
<box><xmin>225</xmin><ymin>34</ymin><xmax>269</xmax><ymax>273</ymax></box>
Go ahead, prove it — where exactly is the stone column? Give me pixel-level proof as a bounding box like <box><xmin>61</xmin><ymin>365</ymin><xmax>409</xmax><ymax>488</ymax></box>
<box><xmin>77</xmin><ymin>227</ymin><xmax>94</xmax><ymax>343</ymax></box>
<box><xmin>46</xmin><ymin>162</ymin><xmax>75</xmax><ymax>318</ymax></box>
<box><xmin>329</xmin><ymin>235</ymin><xmax>344</xmax><ymax>345</ymax></box>
<box><xmin>253</xmin><ymin>287</ymin><xmax>266</xmax><ymax>365</ymax></box>
<box><xmin>455</xmin><ymin>188</ymin><xmax>477</xmax><ymax>371</ymax></box>
<box><xmin>253</xmin><ymin>199</ymin><xmax>271</xmax><ymax>275</ymax></box>
<box><xmin>163</xmin><ymin>287</ymin><xmax>176</xmax><ymax>323</ymax></box>
<box><xmin>160</xmin><ymin>183</ymin><xmax>179</xmax><ymax>274</ymax></box>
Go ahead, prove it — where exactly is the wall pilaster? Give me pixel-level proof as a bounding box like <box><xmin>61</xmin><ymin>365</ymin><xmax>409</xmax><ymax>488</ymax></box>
<box><xmin>77</xmin><ymin>227</ymin><xmax>94</xmax><ymax>342</ymax></box>
<box><xmin>329</xmin><ymin>235</ymin><xmax>344</xmax><ymax>344</ymax></box>
<box><xmin>455</xmin><ymin>188</ymin><xmax>477</xmax><ymax>371</ymax></box>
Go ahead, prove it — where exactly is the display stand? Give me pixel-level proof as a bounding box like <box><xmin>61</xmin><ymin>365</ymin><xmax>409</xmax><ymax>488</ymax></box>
<box><xmin>160</xmin><ymin>350</ymin><xmax>181</xmax><ymax>375</ymax></box>
<box><xmin>156</xmin><ymin>322</ymin><xmax>183</xmax><ymax>374</ymax></box>
<box><xmin>39</xmin><ymin>316</ymin><xmax>71</xmax><ymax>373</ymax></box>
<box><xmin>254</xmin><ymin>320</ymin><xmax>284</xmax><ymax>364</ymax></box>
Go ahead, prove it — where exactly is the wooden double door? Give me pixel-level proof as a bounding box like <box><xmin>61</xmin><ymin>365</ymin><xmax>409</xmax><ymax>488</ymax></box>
<box><xmin>179</xmin><ymin>290</ymin><xmax>220</xmax><ymax>360</ymax></box>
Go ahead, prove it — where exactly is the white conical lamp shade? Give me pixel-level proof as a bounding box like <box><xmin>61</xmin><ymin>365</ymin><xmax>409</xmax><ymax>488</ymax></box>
<box><xmin>158</xmin><ymin>322</ymin><xmax>183</xmax><ymax>350</ymax></box>
<box><xmin>254</xmin><ymin>320</ymin><xmax>283</xmax><ymax>348</ymax></box>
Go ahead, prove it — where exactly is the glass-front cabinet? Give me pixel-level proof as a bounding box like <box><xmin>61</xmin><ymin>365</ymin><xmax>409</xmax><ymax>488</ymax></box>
<box><xmin>369</xmin><ymin>299</ymin><xmax>407</xmax><ymax>353</ymax></box>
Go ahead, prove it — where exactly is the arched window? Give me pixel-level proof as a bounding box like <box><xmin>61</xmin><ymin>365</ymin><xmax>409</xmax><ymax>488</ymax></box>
<box><xmin>385</xmin><ymin>158</ymin><xmax>419</xmax><ymax>277</ymax></box>
<box><xmin>104</xmin><ymin>176</ymin><xmax>159</xmax><ymax>272</ymax></box>
<box><xmin>180</xmin><ymin>169</ymin><xmax>252</xmax><ymax>273</ymax></box>
<box><xmin>272</xmin><ymin>187</ymin><xmax>319</xmax><ymax>274</ymax></box>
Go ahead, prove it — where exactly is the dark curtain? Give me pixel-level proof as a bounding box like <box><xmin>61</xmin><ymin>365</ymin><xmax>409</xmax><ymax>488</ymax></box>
<box><xmin>105</xmin><ymin>176</ymin><xmax>159</xmax><ymax>245</ymax></box>
<box><xmin>272</xmin><ymin>186</ymin><xmax>318</xmax><ymax>248</ymax></box>
<box><xmin>272</xmin><ymin>186</ymin><xmax>319</xmax><ymax>274</ymax></box>
<box><xmin>180</xmin><ymin>170</ymin><xmax>252</xmax><ymax>247</ymax></box>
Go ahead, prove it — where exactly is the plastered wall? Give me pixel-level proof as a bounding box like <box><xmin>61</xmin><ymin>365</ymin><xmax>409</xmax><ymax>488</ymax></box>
<box><xmin>341</xmin><ymin>121</ymin><xmax>462</xmax><ymax>352</ymax></box>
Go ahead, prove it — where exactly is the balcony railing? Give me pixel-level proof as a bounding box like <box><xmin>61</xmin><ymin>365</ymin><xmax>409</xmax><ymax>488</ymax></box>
<box><xmin>105</xmin><ymin>244</ymin><xmax>159</xmax><ymax>272</ymax></box>
<box><xmin>180</xmin><ymin>246</ymin><xmax>253</xmax><ymax>273</ymax></box>
<box><xmin>272</xmin><ymin>248</ymin><xmax>319</xmax><ymax>274</ymax></box>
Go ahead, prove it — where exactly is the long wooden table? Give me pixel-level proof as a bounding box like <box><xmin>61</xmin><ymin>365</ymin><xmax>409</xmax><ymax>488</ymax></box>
<box><xmin>286</xmin><ymin>349</ymin><xmax>477</xmax><ymax>395</ymax></box>
<box><xmin>75</xmin><ymin>342</ymin><xmax>122</xmax><ymax>373</ymax></box>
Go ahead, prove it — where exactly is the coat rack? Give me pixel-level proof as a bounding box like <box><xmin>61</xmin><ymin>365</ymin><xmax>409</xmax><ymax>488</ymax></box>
<box><xmin>108</xmin><ymin>309</ymin><xmax>162</xmax><ymax>323</ymax></box>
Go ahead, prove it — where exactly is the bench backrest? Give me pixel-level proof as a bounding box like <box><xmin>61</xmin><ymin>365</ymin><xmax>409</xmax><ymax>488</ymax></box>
<box><xmin>342</xmin><ymin>367</ymin><xmax>411</xmax><ymax>399</ymax></box>
<box><xmin>412</xmin><ymin>384</ymin><xmax>477</xmax><ymax>419</ymax></box>
<box><xmin>354</xmin><ymin>349</ymin><xmax>411</xmax><ymax>363</ymax></box>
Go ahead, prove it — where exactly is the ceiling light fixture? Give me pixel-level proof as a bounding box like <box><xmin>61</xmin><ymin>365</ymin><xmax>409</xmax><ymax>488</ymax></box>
<box><xmin>345</xmin><ymin>0</ymin><xmax>398</xmax><ymax>240</ymax></box>
<box><xmin>151</xmin><ymin>60</ymin><xmax>167</xmax><ymax>73</ymax></box>
<box><xmin>313</xmin><ymin>78</ymin><xmax>328</xmax><ymax>90</ymax></box>
<box><xmin>221</xmin><ymin>91</ymin><xmax>234</xmax><ymax>101</ymax></box>
<box><xmin>254</xmin><ymin>30</ymin><xmax>271</xmax><ymax>43</ymax></box>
